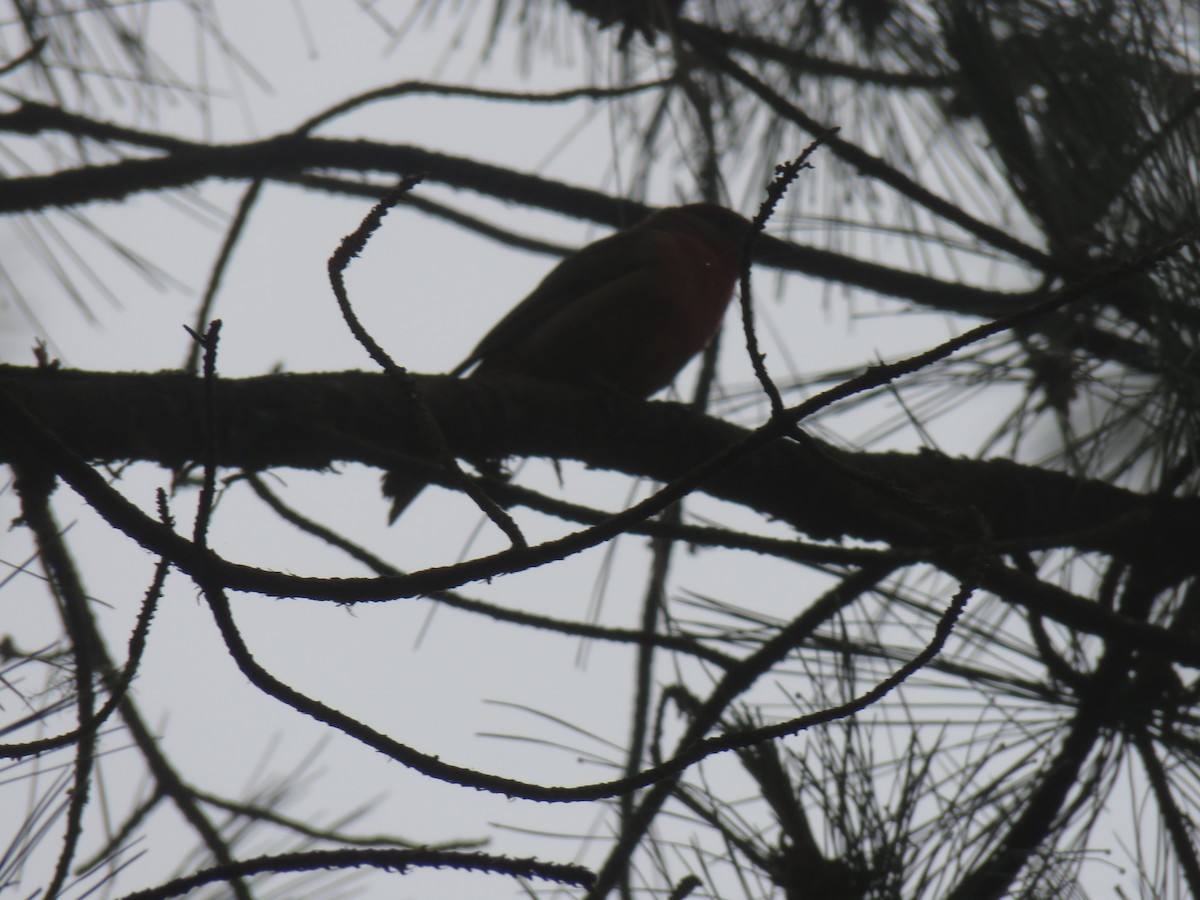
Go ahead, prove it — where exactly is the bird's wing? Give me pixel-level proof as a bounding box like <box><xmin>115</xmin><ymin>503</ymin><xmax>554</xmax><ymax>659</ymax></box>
<box><xmin>451</xmin><ymin>228</ymin><xmax>650</xmax><ymax>375</ymax></box>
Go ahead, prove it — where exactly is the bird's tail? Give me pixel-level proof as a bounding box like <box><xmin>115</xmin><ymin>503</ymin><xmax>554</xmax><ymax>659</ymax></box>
<box><xmin>382</xmin><ymin>469</ymin><xmax>428</xmax><ymax>524</ymax></box>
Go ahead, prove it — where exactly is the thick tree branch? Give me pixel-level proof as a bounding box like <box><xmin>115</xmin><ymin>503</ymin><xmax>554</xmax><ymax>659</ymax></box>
<box><xmin>3</xmin><ymin>365</ymin><xmax>1197</xmax><ymax>580</ymax></box>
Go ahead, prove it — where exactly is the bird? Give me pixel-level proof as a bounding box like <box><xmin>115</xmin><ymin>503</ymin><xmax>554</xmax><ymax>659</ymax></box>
<box><xmin>384</xmin><ymin>202</ymin><xmax>753</xmax><ymax>521</ymax></box>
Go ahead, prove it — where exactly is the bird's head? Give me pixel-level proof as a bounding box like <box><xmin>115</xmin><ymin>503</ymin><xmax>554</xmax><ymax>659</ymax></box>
<box><xmin>640</xmin><ymin>203</ymin><xmax>754</xmax><ymax>252</ymax></box>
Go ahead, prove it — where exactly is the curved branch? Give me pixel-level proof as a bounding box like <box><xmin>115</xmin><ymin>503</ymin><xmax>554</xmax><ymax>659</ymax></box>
<box><xmin>0</xmin><ymin>127</ymin><xmax>637</xmax><ymax>222</ymax></box>
<box><xmin>118</xmin><ymin>847</ymin><xmax>595</xmax><ymax>900</ymax></box>
<box><xmin>0</xmin><ymin>108</ymin><xmax>1165</xmax><ymax>377</ymax></box>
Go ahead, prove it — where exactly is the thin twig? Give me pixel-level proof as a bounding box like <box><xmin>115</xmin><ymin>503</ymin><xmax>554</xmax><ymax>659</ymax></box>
<box><xmin>327</xmin><ymin>179</ymin><xmax>527</xmax><ymax>548</ymax></box>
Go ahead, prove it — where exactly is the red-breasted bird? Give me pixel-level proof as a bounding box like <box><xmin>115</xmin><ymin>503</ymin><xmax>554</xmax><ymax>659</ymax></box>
<box><xmin>385</xmin><ymin>202</ymin><xmax>753</xmax><ymax>521</ymax></box>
